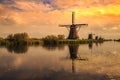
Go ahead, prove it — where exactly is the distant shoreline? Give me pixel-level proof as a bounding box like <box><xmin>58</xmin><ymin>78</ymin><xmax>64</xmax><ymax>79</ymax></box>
<box><xmin>0</xmin><ymin>32</ymin><xmax>119</xmax><ymax>46</ymax></box>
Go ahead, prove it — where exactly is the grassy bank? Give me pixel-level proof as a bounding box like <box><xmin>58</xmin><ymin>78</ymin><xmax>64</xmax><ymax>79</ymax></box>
<box><xmin>0</xmin><ymin>33</ymin><xmax>105</xmax><ymax>46</ymax></box>
<box><xmin>0</xmin><ymin>39</ymin><xmax>43</xmax><ymax>46</ymax></box>
<box><xmin>0</xmin><ymin>38</ymin><xmax>105</xmax><ymax>46</ymax></box>
<box><xmin>58</xmin><ymin>39</ymin><xmax>104</xmax><ymax>44</ymax></box>
<box><xmin>114</xmin><ymin>39</ymin><xmax>120</xmax><ymax>42</ymax></box>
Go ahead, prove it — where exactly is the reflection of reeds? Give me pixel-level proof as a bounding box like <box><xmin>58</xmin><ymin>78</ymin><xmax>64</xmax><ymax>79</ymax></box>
<box><xmin>0</xmin><ymin>39</ymin><xmax>104</xmax><ymax>46</ymax></box>
<box><xmin>6</xmin><ymin>44</ymin><xmax>28</xmax><ymax>53</ymax></box>
<box><xmin>58</xmin><ymin>39</ymin><xmax>104</xmax><ymax>44</ymax></box>
<box><xmin>42</xmin><ymin>44</ymin><xmax>65</xmax><ymax>51</ymax></box>
<box><xmin>114</xmin><ymin>39</ymin><xmax>120</xmax><ymax>42</ymax></box>
<box><xmin>0</xmin><ymin>36</ymin><xmax>105</xmax><ymax>53</ymax></box>
<box><xmin>0</xmin><ymin>39</ymin><xmax>43</xmax><ymax>53</ymax></box>
<box><xmin>0</xmin><ymin>39</ymin><xmax>43</xmax><ymax>46</ymax></box>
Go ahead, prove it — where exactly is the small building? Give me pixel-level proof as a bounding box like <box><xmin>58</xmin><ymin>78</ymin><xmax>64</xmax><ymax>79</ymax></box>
<box><xmin>88</xmin><ymin>34</ymin><xmax>93</xmax><ymax>39</ymax></box>
<box><xmin>95</xmin><ymin>36</ymin><xmax>98</xmax><ymax>40</ymax></box>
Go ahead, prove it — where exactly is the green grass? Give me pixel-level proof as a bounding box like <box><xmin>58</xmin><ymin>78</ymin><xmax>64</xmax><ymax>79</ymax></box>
<box><xmin>0</xmin><ymin>38</ymin><xmax>104</xmax><ymax>46</ymax></box>
<box><xmin>24</xmin><ymin>39</ymin><xmax>43</xmax><ymax>45</ymax></box>
<box><xmin>0</xmin><ymin>39</ymin><xmax>43</xmax><ymax>46</ymax></box>
<box><xmin>58</xmin><ymin>39</ymin><xmax>104</xmax><ymax>44</ymax></box>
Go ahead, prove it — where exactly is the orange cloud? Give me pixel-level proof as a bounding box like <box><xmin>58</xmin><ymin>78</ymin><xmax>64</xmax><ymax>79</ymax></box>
<box><xmin>0</xmin><ymin>0</ymin><xmax>120</xmax><ymax>38</ymax></box>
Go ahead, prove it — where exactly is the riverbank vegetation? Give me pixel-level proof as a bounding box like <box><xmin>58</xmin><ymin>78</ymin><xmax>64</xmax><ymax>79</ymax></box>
<box><xmin>0</xmin><ymin>33</ymin><xmax>43</xmax><ymax>46</ymax></box>
<box><xmin>0</xmin><ymin>32</ymin><xmax>110</xmax><ymax>53</ymax></box>
<box><xmin>114</xmin><ymin>39</ymin><xmax>120</xmax><ymax>42</ymax></box>
<box><xmin>0</xmin><ymin>32</ymin><xmax>109</xmax><ymax>47</ymax></box>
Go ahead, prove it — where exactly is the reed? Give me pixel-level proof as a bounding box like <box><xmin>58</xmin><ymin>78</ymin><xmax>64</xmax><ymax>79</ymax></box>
<box><xmin>58</xmin><ymin>39</ymin><xmax>103</xmax><ymax>44</ymax></box>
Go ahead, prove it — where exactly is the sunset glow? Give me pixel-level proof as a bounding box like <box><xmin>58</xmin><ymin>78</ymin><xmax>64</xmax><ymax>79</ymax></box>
<box><xmin>0</xmin><ymin>0</ymin><xmax>120</xmax><ymax>39</ymax></box>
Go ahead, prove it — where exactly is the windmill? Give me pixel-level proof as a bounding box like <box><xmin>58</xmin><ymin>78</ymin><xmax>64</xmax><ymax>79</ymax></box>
<box><xmin>88</xmin><ymin>33</ymin><xmax>95</xmax><ymax>39</ymax></box>
<box><xmin>60</xmin><ymin>45</ymin><xmax>88</xmax><ymax>73</ymax></box>
<box><xmin>68</xmin><ymin>45</ymin><xmax>88</xmax><ymax>73</ymax></box>
<box><xmin>59</xmin><ymin>12</ymin><xmax>88</xmax><ymax>39</ymax></box>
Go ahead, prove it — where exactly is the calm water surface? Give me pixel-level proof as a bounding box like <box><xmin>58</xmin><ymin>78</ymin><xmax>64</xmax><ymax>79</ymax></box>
<box><xmin>0</xmin><ymin>42</ymin><xmax>120</xmax><ymax>80</ymax></box>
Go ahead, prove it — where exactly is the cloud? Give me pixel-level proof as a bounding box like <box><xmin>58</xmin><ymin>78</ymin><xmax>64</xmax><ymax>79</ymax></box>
<box><xmin>33</xmin><ymin>0</ymin><xmax>62</xmax><ymax>11</ymax></box>
<box><xmin>1</xmin><ymin>0</ymin><xmax>119</xmax><ymax>12</ymax></box>
<box><xmin>0</xmin><ymin>4</ymin><xmax>16</xmax><ymax>25</ymax></box>
<box><xmin>10</xmin><ymin>6</ymin><xmax>25</xmax><ymax>12</ymax></box>
<box><xmin>0</xmin><ymin>16</ymin><xmax>16</xmax><ymax>25</ymax></box>
<box><xmin>40</xmin><ymin>0</ymin><xmax>54</xmax><ymax>5</ymax></box>
<box><xmin>111</xmin><ymin>27</ymin><xmax>118</xmax><ymax>30</ymax></box>
<box><xmin>104</xmin><ymin>23</ymin><xmax>120</xmax><ymax>31</ymax></box>
<box><xmin>0</xmin><ymin>0</ymin><xmax>15</xmax><ymax>5</ymax></box>
<box><xmin>0</xmin><ymin>0</ymin><xmax>120</xmax><ymax>38</ymax></box>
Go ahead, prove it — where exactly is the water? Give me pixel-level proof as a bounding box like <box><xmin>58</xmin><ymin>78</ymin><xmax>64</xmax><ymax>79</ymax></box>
<box><xmin>0</xmin><ymin>42</ymin><xmax>120</xmax><ymax>80</ymax></box>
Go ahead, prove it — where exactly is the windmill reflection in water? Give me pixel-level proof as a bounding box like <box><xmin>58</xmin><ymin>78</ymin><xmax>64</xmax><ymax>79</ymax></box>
<box><xmin>68</xmin><ymin>45</ymin><xmax>88</xmax><ymax>73</ymax></box>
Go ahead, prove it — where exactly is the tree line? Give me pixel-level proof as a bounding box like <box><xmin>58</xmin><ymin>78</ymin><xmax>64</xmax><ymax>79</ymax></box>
<box><xmin>6</xmin><ymin>33</ymin><xmax>29</xmax><ymax>41</ymax></box>
<box><xmin>0</xmin><ymin>33</ymin><xmax>65</xmax><ymax>46</ymax></box>
<box><xmin>0</xmin><ymin>32</ymin><xmax>117</xmax><ymax>46</ymax></box>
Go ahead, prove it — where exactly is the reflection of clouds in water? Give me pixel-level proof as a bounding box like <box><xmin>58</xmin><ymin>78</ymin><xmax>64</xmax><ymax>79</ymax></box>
<box><xmin>81</xmin><ymin>51</ymin><xmax>120</xmax><ymax>76</ymax></box>
<box><xmin>0</xmin><ymin>42</ymin><xmax>120</xmax><ymax>80</ymax></box>
<box><xmin>13</xmin><ymin>57</ymin><xmax>23</xmax><ymax>68</ymax></box>
<box><xmin>6</xmin><ymin>44</ymin><xmax>29</xmax><ymax>54</ymax></box>
<box><xmin>101</xmin><ymin>51</ymin><xmax>119</xmax><ymax>56</ymax></box>
<box><xmin>0</xmin><ymin>67</ymin><xmax>110</xmax><ymax>80</ymax></box>
<box><xmin>0</xmin><ymin>55</ymin><xmax>23</xmax><ymax>70</ymax></box>
<box><xmin>111</xmin><ymin>51</ymin><xmax>118</xmax><ymax>54</ymax></box>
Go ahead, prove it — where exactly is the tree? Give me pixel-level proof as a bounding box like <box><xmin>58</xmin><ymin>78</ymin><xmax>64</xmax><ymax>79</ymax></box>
<box><xmin>6</xmin><ymin>34</ymin><xmax>13</xmax><ymax>41</ymax></box>
<box><xmin>42</xmin><ymin>35</ymin><xmax>58</xmax><ymax>45</ymax></box>
<box><xmin>13</xmin><ymin>33</ymin><xmax>29</xmax><ymax>41</ymax></box>
<box><xmin>0</xmin><ymin>37</ymin><xmax>3</xmax><ymax>40</ymax></box>
<box><xmin>6</xmin><ymin>33</ymin><xmax>29</xmax><ymax>41</ymax></box>
<box><xmin>58</xmin><ymin>35</ymin><xmax>65</xmax><ymax>40</ymax></box>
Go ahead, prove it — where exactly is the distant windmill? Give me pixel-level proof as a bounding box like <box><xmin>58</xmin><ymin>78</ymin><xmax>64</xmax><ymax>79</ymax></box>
<box><xmin>88</xmin><ymin>33</ymin><xmax>95</xmax><ymax>39</ymax></box>
<box><xmin>59</xmin><ymin>12</ymin><xmax>88</xmax><ymax>39</ymax></box>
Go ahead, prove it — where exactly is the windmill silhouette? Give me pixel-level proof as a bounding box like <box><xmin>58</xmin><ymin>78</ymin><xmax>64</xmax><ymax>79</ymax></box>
<box><xmin>59</xmin><ymin>12</ymin><xmax>88</xmax><ymax>39</ymax></box>
<box><xmin>68</xmin><ymin>45</ymin><xmax>88</xmax><ymax>73</ymax></box>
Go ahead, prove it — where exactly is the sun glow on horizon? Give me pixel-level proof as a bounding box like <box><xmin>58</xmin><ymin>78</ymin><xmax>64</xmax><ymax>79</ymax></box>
<box><xmin>0</xmin><ymin>0</ymin><xmax>120</xmax><ymax>39</ymax></box>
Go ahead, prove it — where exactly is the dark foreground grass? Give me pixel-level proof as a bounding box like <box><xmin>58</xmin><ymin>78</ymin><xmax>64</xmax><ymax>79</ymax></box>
<box><xmin>0</xmin><ymin>39</ymin><xmax>104</xmax><ymax>46</ymax></box>
<box><xmin>58</xmin><ymin>39</ymin><xmax>104</xmax><ymax>44</ymax></box>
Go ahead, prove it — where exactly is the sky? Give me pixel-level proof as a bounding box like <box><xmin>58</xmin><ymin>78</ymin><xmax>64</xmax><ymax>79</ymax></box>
<box><xmin>0</xmin><ymin>0</ymin><xmax>120</xmax><ymax>39</ymax></box>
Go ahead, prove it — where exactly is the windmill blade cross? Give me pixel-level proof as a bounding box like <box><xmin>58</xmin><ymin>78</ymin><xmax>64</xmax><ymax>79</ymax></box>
<box><xmin>59</xmin><ymin>25</ymin><xmax>71</xmax><ymax>27</ymax></box>
<box><xmin>59</xmin><ymin>12</ymin><xmax>88</xmax><ymax>39</ymax></box>
<box><xmin>75</xmin><ymin>24</ymin><xmax>88</xmax><ymax>27</ymax></box>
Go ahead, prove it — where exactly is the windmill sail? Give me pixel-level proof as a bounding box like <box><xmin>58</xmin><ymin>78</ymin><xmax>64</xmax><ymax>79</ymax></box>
<box><xmin>59</xmin><ymin>12</ymin><xmax>88</xmax><ymax>39</ymax></box>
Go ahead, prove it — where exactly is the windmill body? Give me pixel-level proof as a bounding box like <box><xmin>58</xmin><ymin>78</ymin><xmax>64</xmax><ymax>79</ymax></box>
<box><xmin>59</xmin><ymin>12</ymin><xmax>88</xmax><ymax>39</ymax></box>
<box><xmin>68</xmin><ymin>25</ymin><xmax>79</xmax><ymax>39</ymax></box>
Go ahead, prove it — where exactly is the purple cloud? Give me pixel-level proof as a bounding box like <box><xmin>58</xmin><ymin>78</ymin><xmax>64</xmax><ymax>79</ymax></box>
<box><xmin>0</xmin><ymin>0</ymin><xmax>15</xmax><ymax>5</ymax></box>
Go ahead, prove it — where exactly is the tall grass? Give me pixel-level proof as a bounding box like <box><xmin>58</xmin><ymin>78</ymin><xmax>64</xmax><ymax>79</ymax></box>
<box><xmin>58</xmin><ymin>39</ymin><xmax>104</xmax><ymax>44</ymax></box>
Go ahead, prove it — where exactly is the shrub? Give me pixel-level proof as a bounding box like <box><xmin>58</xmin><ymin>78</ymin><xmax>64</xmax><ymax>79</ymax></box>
<box><xmin>42</xmin><ymin>35</ymin><xmax>58</xmax><ymax>45</ymax></box>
